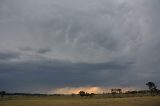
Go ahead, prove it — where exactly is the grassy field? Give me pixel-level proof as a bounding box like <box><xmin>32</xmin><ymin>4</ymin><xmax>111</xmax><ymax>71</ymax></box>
<box><xmin>0</xmin><ymin>96</ymin><xmax>160</xmax><ymax>106</ymax></box>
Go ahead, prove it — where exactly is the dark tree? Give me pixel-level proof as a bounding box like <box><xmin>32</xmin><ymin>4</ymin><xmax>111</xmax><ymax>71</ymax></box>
<box><xmin>117</xmin><ymin>89</ymin><xmax>122</xmax><ymax>93</ymax></box>
<box><xmin>111</xmin><ymin>89</ymin><xmax>122</xmax><ymax>94</ymax></box>
<box><xmin>90</xmin><ymin>93</ymin><xmax>95</xmax><ymax>97</ymax></box>
<box><xmin>85</xmin><ymin>92</ymin><xmax>90</xmax><ymax>96</ymax></box>
<box><xmin>79</xmin><ymin>91</ymin><xmax>95</xmax><ymax>97</ymax></box>
<box><xmin>146</xmin><ymin>82</ymin><xmax>157</xmax><ymax>96</ymax></box>
<box><xmin>79</xmin><ymin>91</ymin><xmax>86</xmax><ymax>97</ymax></box>
<box><xmin>146</xmin><ymin>82</ymin><xmax>156</xmax><ymax>90</ymax></box>
<box><xmin>0</xmin><ymin>91</ymin><xmax>6</xmax><ymax>99</ymax></box>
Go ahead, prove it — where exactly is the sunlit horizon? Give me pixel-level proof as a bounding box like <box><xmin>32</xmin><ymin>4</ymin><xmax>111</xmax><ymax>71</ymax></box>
<box><xmin>48</xmin><ymin>86</ymin><xmax>140</xmax><ymax>94</ymax></box>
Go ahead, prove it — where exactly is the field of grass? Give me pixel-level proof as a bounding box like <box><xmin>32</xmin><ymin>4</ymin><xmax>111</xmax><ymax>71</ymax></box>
<box><xmin>0</xmin><ymin>95</ymin><xmax>160</xmax><ymax>106</ymax></box>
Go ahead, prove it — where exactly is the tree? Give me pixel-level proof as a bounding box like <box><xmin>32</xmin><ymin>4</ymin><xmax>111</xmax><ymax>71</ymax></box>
<box><xmin>79</xmin><ymin>91</ymin><xmax>86</xmax><ymax>97</ymax></box>
<box><xmin>90</xmin><ymin>93</ymin><xmax>95</xmax><ymax>97</ymax></box>
<box><xmin>111</xmin><ymin>89</ymin><xmax>122</xmax><ymax>94</ymax></box>
<box><xmin>146</xmin><ymin>82</ymin><xmax>157</xmax><ymax>96</ymax></box>
<box><xmin>117</xmin><ymin>89</ymin><xmax>122</xmax><ymax>93</ymax></box>
<box><xmin>0</xmin><ymin>91</ymin><xmax>6</xmax><ymax>99</ymax></box>
<box><xmin>79</xmin><ymin>91</ymin><xmax>95</xmax><ymax>97</ymax></box>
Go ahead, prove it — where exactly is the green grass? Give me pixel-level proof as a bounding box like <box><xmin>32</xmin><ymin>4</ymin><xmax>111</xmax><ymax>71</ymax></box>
<box><xmin>0</xmin><ymin>96</ymin><xmax>160</xmax><ymax>106</ymax></box>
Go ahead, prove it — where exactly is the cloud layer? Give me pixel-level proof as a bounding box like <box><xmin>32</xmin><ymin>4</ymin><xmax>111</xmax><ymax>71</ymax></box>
<box><xmin>0</xmin><ymin>0</ymin><xmax>160</xmax><ymax>93</ymax></box>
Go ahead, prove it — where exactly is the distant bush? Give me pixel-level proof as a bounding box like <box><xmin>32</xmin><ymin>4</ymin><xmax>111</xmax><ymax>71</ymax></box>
<box><xmin>78</xmin><ymin>91</ymin><xmax>94</xmax><ymax>97</ymax></box>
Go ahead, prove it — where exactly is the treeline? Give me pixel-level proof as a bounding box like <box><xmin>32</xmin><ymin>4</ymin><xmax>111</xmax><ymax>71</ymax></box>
<box><xmin>125</xmin><ymin>90</ymin><xmax>160</xmax><ymax>94</ymax></box>
<box><xmin>78</xmin><ymin>91</ymin><xmax>95</xmax><ymax>97</ymax></box>
<box><xmin>1</xmin><ymin>81</ymin><xmax>160</xmax><ymax>98</ymax></box>
<box><xmin>3</xmin><ymin>93</ymin><xmax>48</xmax><ymax>96</ymax></box>
<box><xmin>0</xmin><ymin>92</ymin><xmax>66</xmax><ymax>96</ymax></box>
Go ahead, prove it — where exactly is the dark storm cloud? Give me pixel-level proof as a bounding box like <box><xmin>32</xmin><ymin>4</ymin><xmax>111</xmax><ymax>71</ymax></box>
<box><xmin>0</xmin><ymin>58</ymin><xmax>131</xmax><ymax>93</ymax></box>
<box><xmin>0</xmin><ymin>52</ymin><xmax>19</xmax><ymax>61</ymax></box>
<box><xmin>19</xmin><ymin>47</ymin><xmax>52</xmax><ymax>54</ymax></box>
<box><xmin>0</xmin><ymin>0</ymin><xmax>160</xmax><ymax>93</ymax></box>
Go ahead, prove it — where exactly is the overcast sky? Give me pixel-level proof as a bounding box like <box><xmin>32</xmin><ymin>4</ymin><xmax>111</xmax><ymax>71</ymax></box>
<box><xmin>0</xmin><ymin>0</ymin><xmax>160</xmax><ymax>93</ymax></box>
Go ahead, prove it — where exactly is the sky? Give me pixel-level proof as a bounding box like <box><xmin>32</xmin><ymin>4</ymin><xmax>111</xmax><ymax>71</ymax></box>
<box><xmin>0</xmin><ymin>0</ymin><xmax>160</xmax><ymax>94</ymax></box>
